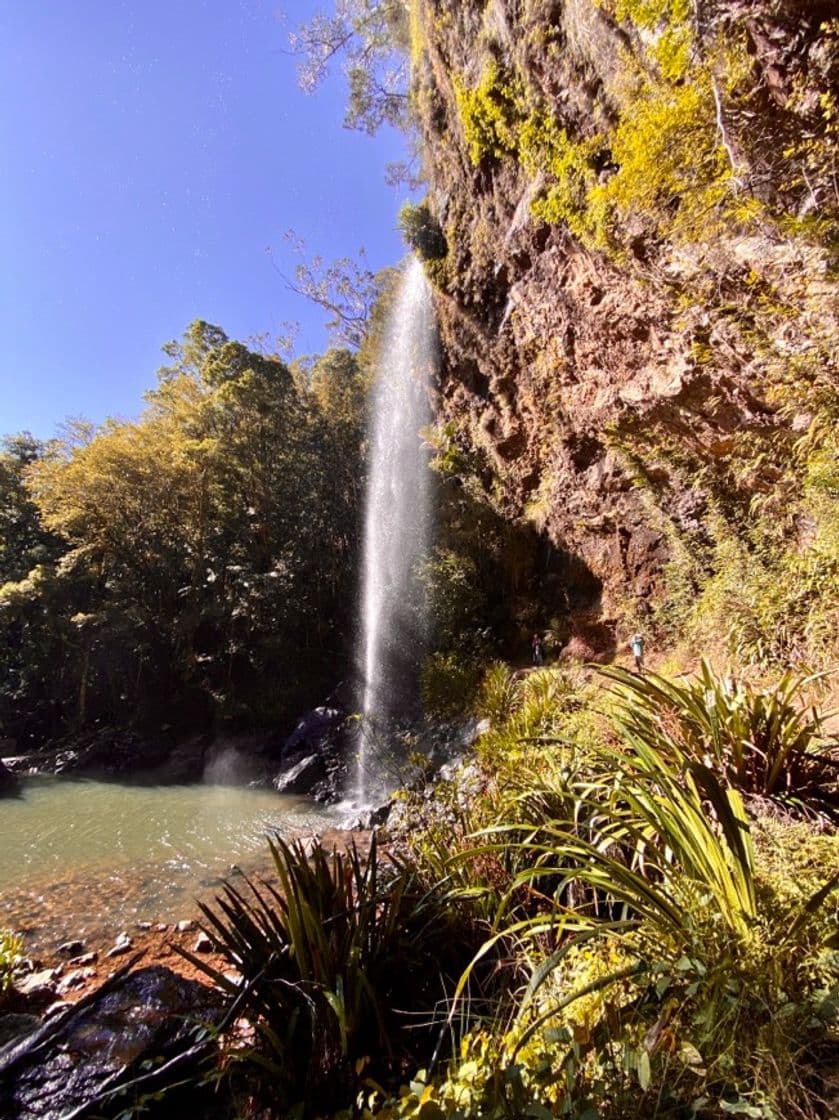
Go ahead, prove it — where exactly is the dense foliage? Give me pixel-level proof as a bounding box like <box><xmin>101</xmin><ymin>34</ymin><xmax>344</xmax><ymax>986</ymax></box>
<box><xmin>0</xmin><ymin>323</ymin><xmax>366</xmax><ymax>744</ymax></box>
<box><xmin>181</xmin><ymin>834</ymin><xmax>479</xmax><ymax>1116</ymax></box>
<box><xmin>598</xmin><ymin>661</ymin><xmax>839</xmax><ymax>821</ymax></box>
<box><xmin>170</xmin><ymin>663</ymin><xmax>839</xmax><ymax>1120</ymax></box>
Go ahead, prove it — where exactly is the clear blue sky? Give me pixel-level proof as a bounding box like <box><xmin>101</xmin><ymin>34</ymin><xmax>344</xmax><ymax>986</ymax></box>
<box><xmin>0</xmin><ymin>1</ymin><xmax>411</xmax><ymax>440</ymax></box>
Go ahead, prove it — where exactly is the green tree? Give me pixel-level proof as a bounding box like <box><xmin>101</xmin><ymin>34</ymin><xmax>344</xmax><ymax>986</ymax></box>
<box><xmin>289</xmin><ymin>0</ymin><xmax>410</xmax><ymax>135</ymax></box>
<box><xmin>7</xmin><ymin>322</ymin><xmax>368</xmax><ymax>741</ymax></box>
<box><xmin>0</xmin><ymin>433</ymin><xmax>64</xmax><ymax>584</ymax></box>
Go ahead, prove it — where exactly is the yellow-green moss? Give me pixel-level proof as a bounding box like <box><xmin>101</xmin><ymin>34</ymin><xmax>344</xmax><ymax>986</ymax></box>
<box><xmin>611</xmin><ymin>0</ymin><xmax>691</xmax><ymax>26</ymax></box>
<box><xmin>519</xmin><ymin>111</ymin><xmax>608</xmax><ymax>245</ymax></box>
<box><xmin>408</xmin><ymin>0</ymin><xmax>425</xmax><ymax>69</ymax></box>
<box><xmin>610</xmin><ymin>0</ymin><xmax>695</xmax><ymax>80</ymax></box>
<box><xmin>591</xmin><ymin>75</ymin><xmax>730</xmax><ymax>243</ymax></box>
<box><xmin>453</xmin><ymin>62</ymin><xmax>525</xmax><ymax>166</ymax></box>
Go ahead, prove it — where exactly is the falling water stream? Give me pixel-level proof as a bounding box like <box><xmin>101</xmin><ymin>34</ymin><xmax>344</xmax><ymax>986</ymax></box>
<box><xmin>356</xmin><ymin>257</ymin><xmax>437</xmax><ymax>804</ymax></box>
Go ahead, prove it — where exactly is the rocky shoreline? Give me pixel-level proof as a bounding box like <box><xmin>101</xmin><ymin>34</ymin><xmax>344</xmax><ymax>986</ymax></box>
<box><xmin>0</xmin><ymin>692</ymin><xmax>479</xmax><ymax>1117</ymax></box>
<box><xmin>0</xmin><ymin>822</ymin><xmax>376</xmax><ymax>1120</ymax></box>
<box><xmin>0</xmin><ymin>712</ymin><xmax>349</xmax><ymax>803</ymax></box>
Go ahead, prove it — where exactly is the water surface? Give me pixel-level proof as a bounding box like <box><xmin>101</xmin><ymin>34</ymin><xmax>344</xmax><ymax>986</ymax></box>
<box><xmin>0</xmin><ymin>776</ymin><xmax>333</xmax><ymax>952</ymax></box>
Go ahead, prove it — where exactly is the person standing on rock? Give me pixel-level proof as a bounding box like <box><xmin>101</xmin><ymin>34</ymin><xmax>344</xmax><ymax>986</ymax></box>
<box><xmin>532</xmin><ymin>633</ymin><xmax>544</xmax><ymax>667</ymax></box>
<box><xmin>630</xmin><ymin>633</ymin><xmax>645</xmax><ymax>672</ymax></box>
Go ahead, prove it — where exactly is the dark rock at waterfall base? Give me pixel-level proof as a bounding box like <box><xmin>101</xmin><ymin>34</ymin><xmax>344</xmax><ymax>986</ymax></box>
<box><xmin>0</xmin><ymin>759</ymin><xmax>19</xmax><ymax>795</ymax></box>
<box><xmin>0</xmin><ymin>965</ymin><xmax>224</xmax><ymax>1120</ymax></box>
<box><xmin>274</xmin><ymin>710</ymin><xmax>488</xmax><ymax>809</ymax></box>
<box><xmin>308</xmin><ymin>765</ymin><xmax>349</xmax><ymax>804</ymax></box>
<box><xmin>274</xmin><ymin>752</ymin><xmax>326</xmax><ymax>795</ymax></box>
<box><xmin>349</xmin><ymin>800</ymin><xmax>392</xmax><ymax>831</ymax></box>
<box><xmin>371</xmin><ymin>801</ymin><xmax>391</xmax><ymax>826</ymax></box>
<box><xmin>3</xmin><ymin>688</ymin><xmax>477</xmax><ymax>807</ymax></box>
<box><xmin>3</xmin><ymin>728</ymin><xmax>275</xmax><ymax>785</ymax></box>
<box><xmin>273</xmin><ymin>743</ymin><xmax>350</xmax><ymax>804</ymax></box>
<box><xmin>271</xmin><ymin>700</ymin><xmax>353</xmax><ymax>803</ymax></box>
<box><xmin>281</xmin><ymin>706</ymin><xmax>345</xmax><ymax>767</ymax></box>
<box><xmin>2</xmin><ymin>682</ymin><xmax>355</xmax><ymax>788</ymax></box>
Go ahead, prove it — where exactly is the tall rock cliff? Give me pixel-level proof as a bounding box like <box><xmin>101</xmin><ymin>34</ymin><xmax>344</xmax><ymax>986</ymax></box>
<box><xmin>409</xmin><ymin>0</ymin><xmax>838</xmax><ymax>663</ymax></box>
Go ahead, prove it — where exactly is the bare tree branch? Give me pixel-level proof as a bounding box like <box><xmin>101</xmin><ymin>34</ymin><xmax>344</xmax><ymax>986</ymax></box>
<box><xmin>269</xmin><ymin>234</ymin><xmax>378</xmax><ymax>350</ymax></box>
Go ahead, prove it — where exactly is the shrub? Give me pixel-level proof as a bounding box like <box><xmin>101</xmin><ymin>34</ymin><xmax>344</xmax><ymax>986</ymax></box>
<box><xmin>417</xmin><ymin>548</ymin><xmax>487</xmax><ymax>656</ymax></box>
<box><xmin>474</xmin><ymin>660</ymin><xmax>518</xmax><ymax>725</ymax></box>
<box><xmin>0</xmin><ymin>929</ymin><xmax>22</xmax><ymax>996</ymax></box>
<box><xmin>598</xmin><ymin>660</ymin><xmax>839</xmax><ymax>820</ymax></box>
<box><xmin>463</xmin><ymin>737</ymin><xmax>839</xmax><ymax>1117</ymax></box>
<box><xmin>420</xmin><ymin>652</ymin><xmax>482</xmax><ymax>720</ymax></box>
<box><xmin>519</xmin><ymin>111</ymin><xmax>606</xmax><ymax>245</ymax></box>
<box><xmin>398</xmin><ymin>200</ymin><xmax>447</xmax><ymax>260</ymax></box>
<box><xmin>475</xmin><ymin>666</ymin><xmax>602</xmax><ymax>773</ymax></box>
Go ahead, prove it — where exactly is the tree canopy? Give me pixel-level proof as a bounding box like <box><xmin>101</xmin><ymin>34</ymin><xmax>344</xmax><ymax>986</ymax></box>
<box><xmin>0</xmin><ymin>323</ymin><xmax>366</xmax><ymax>744</ymax></box>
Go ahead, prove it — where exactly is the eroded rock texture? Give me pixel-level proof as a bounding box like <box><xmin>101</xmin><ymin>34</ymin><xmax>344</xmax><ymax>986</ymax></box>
<box><xmin>411</xmin><ymin>0</ymin><xmax>838</xmax><ymax>637</ymax></box>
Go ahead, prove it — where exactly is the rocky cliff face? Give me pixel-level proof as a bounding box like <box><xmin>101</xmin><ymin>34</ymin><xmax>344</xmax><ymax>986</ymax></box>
<box><xmin>409</xmin><ymin>0</ymin><xmax>838</xmax><ymax>655</ymax></box>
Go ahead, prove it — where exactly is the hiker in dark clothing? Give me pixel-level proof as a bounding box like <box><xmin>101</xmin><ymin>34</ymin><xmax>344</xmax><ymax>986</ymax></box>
<box><xmin>532</xmin><ymin>633</ymin><xmax>544</xmax><ymax>667</ymax></box>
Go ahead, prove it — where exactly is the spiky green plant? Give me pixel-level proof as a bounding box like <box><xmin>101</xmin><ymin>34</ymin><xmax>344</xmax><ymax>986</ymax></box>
<box><xmin>458</xmin><ymin>734</ymin><xmax>839</xmax><ymax>1117</ymax></box>
<box><xmin>179</xmin><ymin>834</ymin><xmax>462</xmax><ymax>1114</ymax></box>
<box><xmin>598</xmin><ymin>661</ymin><xmax>838</xmax><ymax>820</ymax></box>
<box><xmin>474</xmin><ymin>660</ymin><xmax>519</xmax><ymax>725</ymax></box>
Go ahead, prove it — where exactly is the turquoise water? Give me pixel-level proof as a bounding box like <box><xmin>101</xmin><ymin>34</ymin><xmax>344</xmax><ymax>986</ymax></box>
<box><xmin>0</xmin><ymin>776</ymin><xmax>334</xmax><ymax>951</ymax></box>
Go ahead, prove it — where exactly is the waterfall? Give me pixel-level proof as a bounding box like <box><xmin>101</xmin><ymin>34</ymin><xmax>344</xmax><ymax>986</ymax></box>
<box><xmin>355</xmin><ymin>257</ymin><xmax>437</xmax><ymax>805</ymax></box>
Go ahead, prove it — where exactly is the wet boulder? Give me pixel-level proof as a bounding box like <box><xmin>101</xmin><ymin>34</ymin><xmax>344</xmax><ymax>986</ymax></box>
<box><xmin>281</xmin><ymin>706</ymin><xmax>344</xmax><ymax>767</ymax></box>
<box><xmin>272</xmin><ymin>703</ymin><xmax>354</xmax><ymax>803</ymax></box>
<box><xmin>347</xmin><ymin>800</ymin><xmax>392</xmax><ymax>830</ymax></box>
<box><xmin>0</xmin><ymin>964</ymin><xmax>224</xmax><ymax>1120</ymax></box>
<box><xmin>273</xmin><ymin>752</ymin><xmax>326</xmax><ymax>795</ymax></box>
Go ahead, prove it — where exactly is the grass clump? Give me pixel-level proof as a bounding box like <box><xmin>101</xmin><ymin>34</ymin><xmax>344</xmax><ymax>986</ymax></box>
<box><xmin>598</xmin><ymin>660</ymin><xmax>839</xmax><ymax>821</ymax></box>
<box><xmin>179</xmin><ymin>834</ymin><xmax>470</xmax><ymax>1116</ymax></box>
